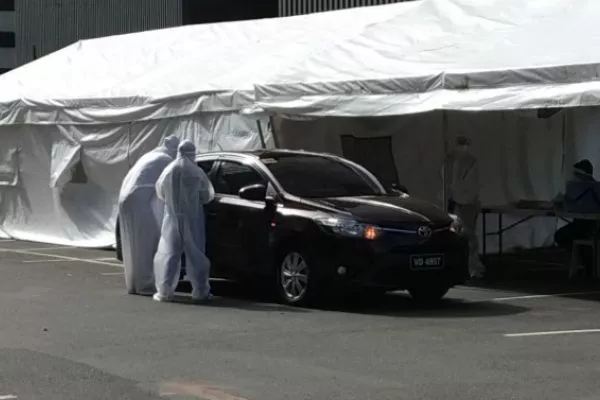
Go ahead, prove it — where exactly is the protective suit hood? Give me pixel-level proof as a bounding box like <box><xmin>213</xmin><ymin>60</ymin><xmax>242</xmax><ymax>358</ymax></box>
<box><xmin>157</xmin><ymin>135</ymin><xmax>180</xmax><ymax>159</ymax></box>
<box><xmin>178</xmin><ymin>140</ymin><xmax>197</xmax><ymax>161</ymax></box>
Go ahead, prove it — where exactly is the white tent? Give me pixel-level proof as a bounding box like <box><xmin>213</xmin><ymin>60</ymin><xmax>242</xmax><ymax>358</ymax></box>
<box><xmin>255</xmin><ymin>0</ymin><xmax>600</xmax><ymax>116</ymax></box>
<box><xmin>255</xmin><ymin>0</ymin><xmax>600</xmax><ymax>252</ymax></box>
<box><xmin>0</xmin><ymin>4</ymin><xmax>407</xmax><ymax>247</ymax></box>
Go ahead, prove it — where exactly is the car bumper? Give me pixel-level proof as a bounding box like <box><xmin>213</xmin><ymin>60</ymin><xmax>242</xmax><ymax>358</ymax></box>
<box><xmin>317</xmin><ymin>232</ymin><xmax>470</xmax><ymax>290</ymax></box>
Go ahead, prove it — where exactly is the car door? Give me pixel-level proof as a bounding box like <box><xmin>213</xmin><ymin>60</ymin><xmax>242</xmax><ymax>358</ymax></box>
<box><xmin>210</xmin><ymin>158</ymin><xmax>272</xmax><ymax>277</ymax></box>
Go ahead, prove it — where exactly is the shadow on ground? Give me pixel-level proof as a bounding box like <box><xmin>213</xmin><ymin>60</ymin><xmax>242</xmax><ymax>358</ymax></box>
<box><xmin>174</xmin><ymin>280</ymin><xmax>310</xmax><ymax>313</ymax></box>
<box><xmin>326</xmin><ymin>292</ymin><xmax>529</xmax><ymax>318</ymax></box>
<box><xmin>177</xmin><ymin>280</ymin><xmax>528</xmax><ymax>318</ymax></box>
<box><xmin>471</xmin><ymin>247</ymin><xmax>600</xmax><ymax>303</ymax></box>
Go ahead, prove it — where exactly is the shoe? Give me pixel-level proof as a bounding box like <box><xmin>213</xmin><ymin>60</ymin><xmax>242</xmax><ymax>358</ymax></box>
<box><xmin>152</xmin><ymin>292</ymin><xmax>173</xmax><ymax>302</ymax></box>
<box><xmin>191</xmin><ymin>293</ymin><xmax>213</xmax><ymax>304</ymax></box>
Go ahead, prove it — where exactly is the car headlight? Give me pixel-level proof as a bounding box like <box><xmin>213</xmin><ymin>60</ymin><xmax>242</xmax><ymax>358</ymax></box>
<box><xmin>316</xmin><ymin>217</ymin><xmax>381</xmax><ymax>240</ymax></box>
<box><xmin>449</xmin><ymin>214</ymin><xmax>464</xmax><ymax>234</ymax></box>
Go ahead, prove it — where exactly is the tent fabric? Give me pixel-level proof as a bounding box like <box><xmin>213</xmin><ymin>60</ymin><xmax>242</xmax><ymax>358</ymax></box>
<box><xmin>0</xmin><ymin>4</ymin><xmax>407</xmax><ymax>246</ymax></box>
<box><xmin>0</xmin><ymin>113</ymin><xmax>271</xmax><ymax>246</ymax></box>
<box><xmin>255</xmin><ymin>0</ymin><xmax>600</xmax><ymax>116</ymax></box>
<box><xmin>0</xmin><ymin>4</ymin><xmax>403</xmax><ymax>126</ymax></box>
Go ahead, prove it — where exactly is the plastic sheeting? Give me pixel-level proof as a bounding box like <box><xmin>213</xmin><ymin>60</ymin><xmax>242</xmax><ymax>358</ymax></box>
<box><xmin>0</xmin><ymin>147</ymin><xmax>19</xmax><ymax>187</ymax></box>
<box><xmin>0</xmin><ymin>114</ymin><xmax>271</xmax><ymax>247</ymax></box>
<box><xmin>255</xmin><ymin>0</ymin><xmax>600</xmax><ymax>116</ymax></box>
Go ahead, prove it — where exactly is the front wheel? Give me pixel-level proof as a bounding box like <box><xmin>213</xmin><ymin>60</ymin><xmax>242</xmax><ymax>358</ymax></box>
<box><xmin>275</xmin><ymin>250</ymin><xmax>317</xmax><ymax>307</ymax></box>
<box><xmin>408</xmin><ymin>284</ymin><xmax>450</xmax><ymax>304</ymax></box>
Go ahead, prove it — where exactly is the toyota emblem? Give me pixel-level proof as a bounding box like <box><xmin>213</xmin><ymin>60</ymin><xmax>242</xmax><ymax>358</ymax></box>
<box><xmin>417</xmin><ymin>225</ymin><xmax>433</xmax><ymax>238</ymax></box>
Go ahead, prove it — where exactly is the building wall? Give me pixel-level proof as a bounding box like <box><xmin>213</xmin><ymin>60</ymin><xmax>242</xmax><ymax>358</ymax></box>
<box><xmin>279</xmin><ymin>0</ymin><xmax>410</xmax><ymax>17</ymax></box>
<box><xmin>182</xmin><ymin>0</ymin><xmax>278</xmax><ymax>24</ymax></box>
<box><xmin>15</xmin><ymin>0</ymin><xmax>182</xmax><ymax>66</ymax></box>
<box><xmin>0</xmin><ymin>0</ymin><xmax>15</xmax><ymax>74</ymax></box>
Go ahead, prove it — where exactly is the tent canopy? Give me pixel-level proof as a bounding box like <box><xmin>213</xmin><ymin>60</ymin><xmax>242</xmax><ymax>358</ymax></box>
<box><xmin>254</xmin><ymin>0</ymin><xmax>600</xmax><ymax>116</ymax></box>
<box><xmin>0</xmin><ymin>4</ymin><xmax>407</xmax><ymax>126</ymax></box>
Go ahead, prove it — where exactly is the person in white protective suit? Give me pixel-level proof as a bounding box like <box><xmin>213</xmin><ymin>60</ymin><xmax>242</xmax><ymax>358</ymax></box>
<box><xmin>118</xmin><ymin>135</ymin><xmax>180</xmax><ymax>295</ymax></box>
<box><xmin>153</xmin><ymin>140</ymin><xmax>215</xmax><ymax>303</ymax></box>
<box><xmin>444</xmin><ymin>136</ymin><xmax>486</xmax><ymax>279</ymax></box>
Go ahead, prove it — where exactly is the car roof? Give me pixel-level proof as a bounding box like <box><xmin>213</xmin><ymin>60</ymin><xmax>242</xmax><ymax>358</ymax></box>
<box><xmin>195</xmin><ymin>149</ymin><xmax>338</xmax><ymax>161</ymax></box>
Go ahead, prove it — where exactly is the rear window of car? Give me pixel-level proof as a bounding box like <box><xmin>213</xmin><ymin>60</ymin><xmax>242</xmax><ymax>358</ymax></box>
<box><xmin>263</xmin><ymin>154</ymin><xmax>382</xmax><ymax>198</ymax></box>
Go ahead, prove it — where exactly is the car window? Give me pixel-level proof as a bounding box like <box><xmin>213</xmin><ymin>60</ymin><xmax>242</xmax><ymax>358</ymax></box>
<box><xmin>263</xmin><ymin>154</ymin><xmax>383</xmax><ymax>198</ymax></box>
<box><xmin>197</xmin><ymin>160</ymin><xmax>214</xmax><ymax>174</ymax></box>
<box><xmin>215</xmin><ymin>160</ymin><xmax>265</xmax><ymax>196</ymax></box>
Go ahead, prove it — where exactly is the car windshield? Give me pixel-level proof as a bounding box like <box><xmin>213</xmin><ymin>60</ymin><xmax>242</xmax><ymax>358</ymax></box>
<box><xmin>262</xmin><ymin>154</ymin><xmax>384</xmax><ymax>198</ymax></box>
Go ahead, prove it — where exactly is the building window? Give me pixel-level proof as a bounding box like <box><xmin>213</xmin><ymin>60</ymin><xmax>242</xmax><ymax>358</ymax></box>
<box><xmin>0</xmin><ymin>31</ymin><xmax>15</xmax><ymax>48</ymax></box>
<box><xmin>0</xmin><ymin>0</ymin><xmax>15</xmax><ymax>12</ymax></box>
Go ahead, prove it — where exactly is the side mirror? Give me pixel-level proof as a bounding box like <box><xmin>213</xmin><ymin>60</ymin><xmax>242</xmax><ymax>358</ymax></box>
<box><xmin>238</xmin><ymin>183</ymin><xmax>267</xmax><ymax>201</ymax></box>
<box><xmin>390</xmin><ymin>183</ymin><xmax>409</xmax><ymax>195</ymax></box>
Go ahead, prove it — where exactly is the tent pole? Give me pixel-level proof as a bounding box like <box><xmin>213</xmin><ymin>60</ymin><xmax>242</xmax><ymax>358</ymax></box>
<box><xmin>561</xmin><ymin>111</ymin><xmax>567</xmax><ymax>180</ymax></box>
<box><xmin>441</xmin><ymin>110</ymin><xmax>449</xmax><ymax>209</ymax></box>
<box><xmin>269</xmin><ymin>116</ymin><xmax>280</xmax><ymax>148</ymax></box>
<box><xmin>256</xmin><ymin>120</ymin><xmax>267</xmax><ymax>149</ymax></box>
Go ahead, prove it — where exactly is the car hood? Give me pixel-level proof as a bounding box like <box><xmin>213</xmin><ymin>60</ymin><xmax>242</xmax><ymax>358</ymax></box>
<box><xmin>312</xmin><ymin>195</ymin><xmax>452</xmax><ymax>228</ymax></box>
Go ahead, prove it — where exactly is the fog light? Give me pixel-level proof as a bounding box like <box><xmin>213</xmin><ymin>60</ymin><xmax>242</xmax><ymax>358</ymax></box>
<box><xmin>337</xmin><ymin>266</ymin><xmax>347</xmax><ymax>276</ymax></box>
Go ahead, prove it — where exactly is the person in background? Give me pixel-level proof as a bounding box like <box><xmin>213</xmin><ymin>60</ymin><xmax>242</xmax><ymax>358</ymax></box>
<box><xmin>555</xmin><ymin>160</ymin><xmax>598</xmax><ymax>263</ymax></box>
<box><xmin>444</xmin><ymin>136</ymin><xmax>486</xmax><ymax>279</ymax></box>
<box><xmin>118</xmin><ymin>135</ymin><xmax>180</xmax><ymax>295</ymax></box>
<box><xmin>153</xmin><ymin>140</ymin><xmax>215</xmax><ymax>303</ymax></box>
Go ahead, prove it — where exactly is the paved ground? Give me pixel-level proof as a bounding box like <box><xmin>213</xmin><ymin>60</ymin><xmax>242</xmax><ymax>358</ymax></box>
<box><xmin>1</xmin><ymin>239</ymin><xmax>600</xmax><ymax>400</ymax></box>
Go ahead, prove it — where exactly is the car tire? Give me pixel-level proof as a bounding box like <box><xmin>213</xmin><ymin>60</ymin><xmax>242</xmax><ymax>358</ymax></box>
<box><xmin>408</xmin><ymin>284</ymin><xmax>450</xmax><ymax>304</ymax></box>
<box><xmin>275</xmin><ymin>248</ymin><xmax>319</xmax><ymax>307</ymax></box>
<box><xmin>115</xmin><ymin>218</ymin><xmax>123</xmax><ymax>261</ymax></box>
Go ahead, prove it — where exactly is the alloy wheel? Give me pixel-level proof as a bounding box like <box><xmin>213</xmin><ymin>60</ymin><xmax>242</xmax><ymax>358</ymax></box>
<box><xmin>280</xmin><ymin>252</ymin><xmax>309</xmax><ymax>302</ymax></box>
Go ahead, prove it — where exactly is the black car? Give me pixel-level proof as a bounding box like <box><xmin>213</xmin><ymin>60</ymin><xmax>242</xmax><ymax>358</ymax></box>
<box><xmin>117</xmin><ymin>150</ymin><xmax>469</xmax><ymax>306</ymax></box>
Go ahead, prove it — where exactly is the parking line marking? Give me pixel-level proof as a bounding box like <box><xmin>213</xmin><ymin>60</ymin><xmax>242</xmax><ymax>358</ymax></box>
<box><xmin>23</xmin><ymin>259</ymin><xmax>79</xmax><ymax>264</ymax></box>
<box><xmin>490</xmin><ymin>291</ymin><xmax>600</xmax><ymax>302</ymax></box>
<box><xmin>504</xmin><ymin>329</ymin><xmax>600</xmax><ymax>338</ymax></box>
<box><xmin>0</xmin><ymin>395</ymin><xmax>18</xmax><ymax>400</ymax></box>
<box><xmin>95</xmin><ymin>257</ymin><xmax>120</xmax><ymax>262</ymax></box>
<box><xmin>0</xmin><ymin>246</ymin><xmax>73</xmax><ymax>252</ymax></box>
<box><xmin>3</xmin><ymin>249</ymin><xmax>123</xmax><ymax>268</ymax></box>
<box><xmin>101</xmin><ymin>272</ymin><xmax>124</xmax><ymax>276</ymax></box>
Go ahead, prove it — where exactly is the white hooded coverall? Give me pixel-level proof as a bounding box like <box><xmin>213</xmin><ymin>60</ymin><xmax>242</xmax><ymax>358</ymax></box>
<box><xmin>153</xmin><ymin>140</ymin><xmax>215</xmax><ymax>301</ymax></box>
<box><xmin>118</xmin><ymin>135</ymin><xmax>180</xmax><ymax>295</ymax></box>
<box><xmin>445</xmin><ymin>150</ymin><xmax>486</xmax><ymax>277</ymax></box>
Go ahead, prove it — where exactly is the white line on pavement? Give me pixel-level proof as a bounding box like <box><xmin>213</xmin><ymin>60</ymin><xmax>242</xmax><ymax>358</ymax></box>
<box><xmin>504</xmin><ymin>329</ymin><xmax>600</xmax><ymax>338</ymax></box>
<box><xmin>22</xmin><ymin>259</ymin><xmax>79</xmax><ymax>264</ymax></box>
<box><xmin>95</xmin><ymin>257</ymin><xmax>120</xmax><ymax>262</ymax></box>
<box><xmin>101</xmin><ymin>272</ymin><xmax>124</xmax><ymax>276</ymax></box>
<box><xmin>4</xmin><ymin>249</ymin><xmax>123</xmax><ymax>268</ymax></box>
<box><xmin>0</xmin><ymin>395</ymin><xmax>18</xmax><ymax>399</ymax></box>
<box><xmin>490</xmin><ymin>291</ymin><xmax>600</xmax><ymax>302</ymax></box>
<box><xmin>0</xmin><ymin>246</ymin><xmax>74</xmax><ymax>252</ymax></box>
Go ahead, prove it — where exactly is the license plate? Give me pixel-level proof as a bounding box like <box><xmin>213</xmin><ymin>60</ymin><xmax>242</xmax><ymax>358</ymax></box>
<box><xmin>410</xmin><ymin>254</ymin><xmax>444</xmax><ymax>270</ymax></box>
